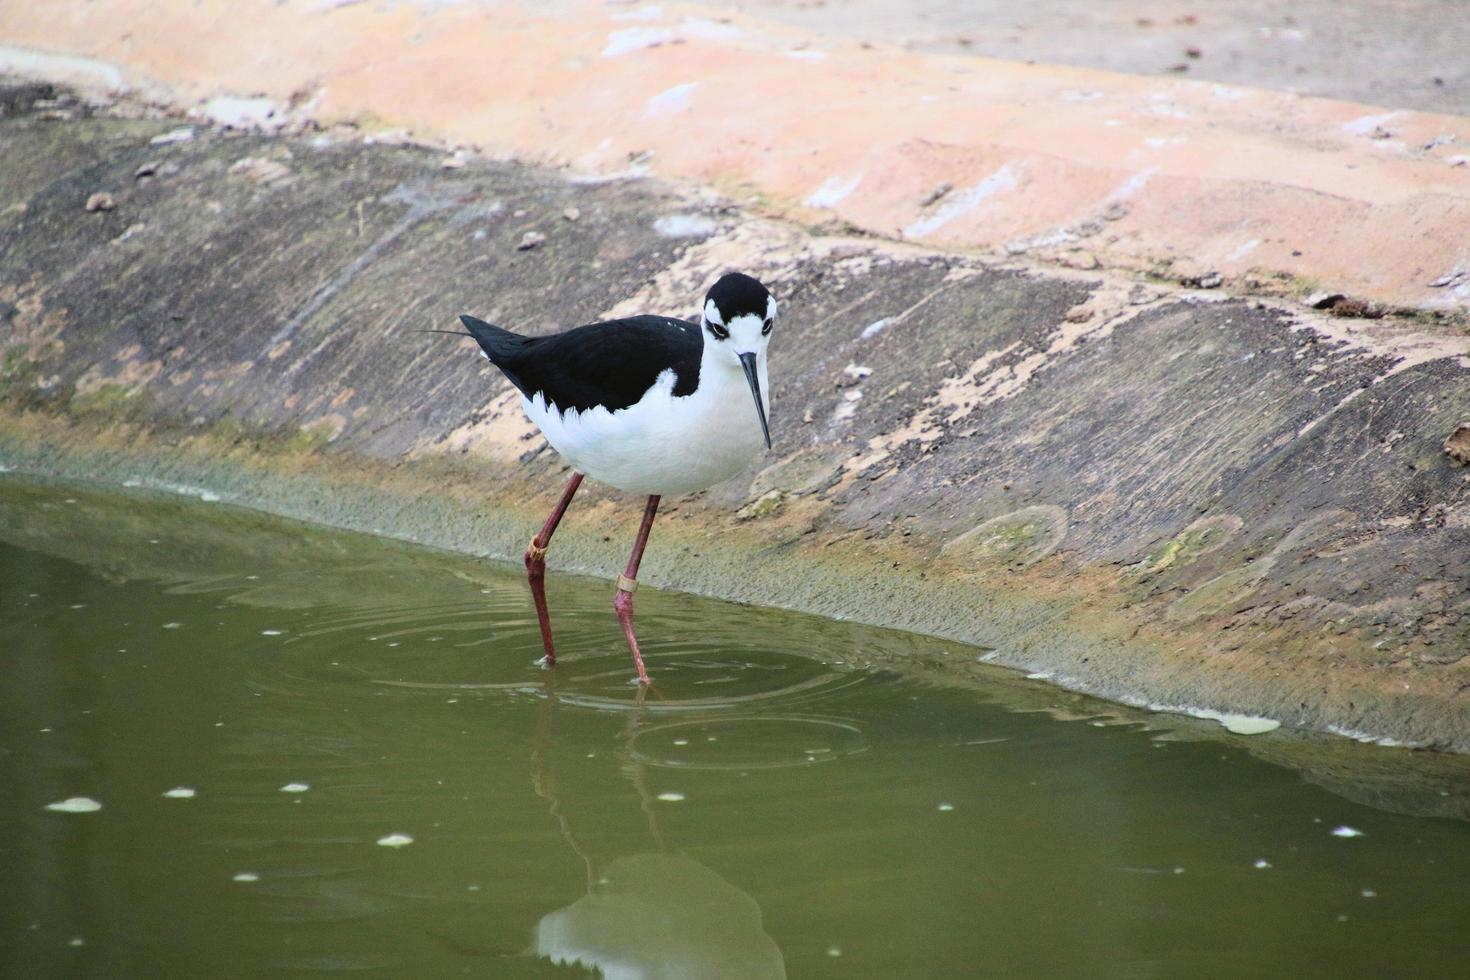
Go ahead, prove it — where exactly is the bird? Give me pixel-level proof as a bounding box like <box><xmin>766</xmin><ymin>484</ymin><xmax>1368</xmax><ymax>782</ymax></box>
<box><xmin>451</xmin><ymin>272</ymin><xmax>777</xmax><ymax>684</ymax></box>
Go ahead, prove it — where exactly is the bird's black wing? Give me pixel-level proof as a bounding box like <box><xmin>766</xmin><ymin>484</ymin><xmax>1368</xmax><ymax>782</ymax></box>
<box><xmin>493</xmin><ymin>315</ymin><xmax>702</xmax><ymax>414</ymax></box>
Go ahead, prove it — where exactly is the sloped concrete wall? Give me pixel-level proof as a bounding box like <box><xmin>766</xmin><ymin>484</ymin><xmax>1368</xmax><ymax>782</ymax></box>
<box><xmin>2</xmin><ymin>82</ymin><xmax>1468</xmax><ymax>750</ymax></box>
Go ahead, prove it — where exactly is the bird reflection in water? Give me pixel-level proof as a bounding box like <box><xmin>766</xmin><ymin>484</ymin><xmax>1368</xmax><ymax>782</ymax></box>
<box><xmin>529</xmin><ymin>678</ymin><xmax>788</xmax><ymax>980</ymax></box>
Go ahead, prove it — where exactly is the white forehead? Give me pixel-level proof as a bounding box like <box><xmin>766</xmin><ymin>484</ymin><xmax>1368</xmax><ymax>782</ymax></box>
<box><xmin>704</xmin><ymin>293</ymin><xmax>777</xmax><ymax>325</ymax></box>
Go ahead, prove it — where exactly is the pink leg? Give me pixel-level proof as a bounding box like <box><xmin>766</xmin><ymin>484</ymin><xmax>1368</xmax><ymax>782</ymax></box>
<box><xmin>525</xmin><ymin>472</ymin><xmax>584</xmax><ymax>666</ymax></box>
<box><xmin>614</xmin><ymin>495</ymin><xmax>661</xmax><ymax>685</ymax></box>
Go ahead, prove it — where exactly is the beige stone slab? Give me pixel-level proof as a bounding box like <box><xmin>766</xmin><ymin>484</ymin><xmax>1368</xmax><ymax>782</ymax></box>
<box><xmin>2</xmin><ymin>0</ymin><xmax>1467</xmax><ymax>314</ymax></box>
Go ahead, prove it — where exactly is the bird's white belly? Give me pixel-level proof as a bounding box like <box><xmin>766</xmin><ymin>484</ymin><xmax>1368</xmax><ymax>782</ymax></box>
<box><xmin>523</xmin><ymin>369</ymin><xmax>767</xmax><ymax>495</ymax></box>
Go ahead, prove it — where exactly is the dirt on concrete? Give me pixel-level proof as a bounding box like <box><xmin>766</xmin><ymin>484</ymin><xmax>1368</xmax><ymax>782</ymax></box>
<box><xmin>2</xmin><ymin>82</ymin><xmax>1468</xmax><ymax>752</ymax></box>
<box><xmin>731</xmin><ymin>0</ymin><xmax>1470</xmax><ymax>115</ymax></box>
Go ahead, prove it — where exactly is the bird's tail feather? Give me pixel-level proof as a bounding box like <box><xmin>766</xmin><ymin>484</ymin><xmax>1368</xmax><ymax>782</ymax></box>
<box><xmin>458</xmin><ymin>314</ymin><xmax>527</xmax><ymax>365</ymax></box>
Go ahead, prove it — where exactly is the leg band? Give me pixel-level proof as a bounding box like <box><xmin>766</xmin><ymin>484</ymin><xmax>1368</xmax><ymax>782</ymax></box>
<box><xmin>615</xmin><ymin>573</ymin><xmax>638</xmax><ymax>594</ymax></box>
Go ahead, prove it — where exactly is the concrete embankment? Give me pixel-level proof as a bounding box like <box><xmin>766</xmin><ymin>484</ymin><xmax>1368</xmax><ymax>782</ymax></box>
<box><xmin>1</xmin><ymin>1</ymin><xmax>1468</xmax><ymax>753</ymax></box>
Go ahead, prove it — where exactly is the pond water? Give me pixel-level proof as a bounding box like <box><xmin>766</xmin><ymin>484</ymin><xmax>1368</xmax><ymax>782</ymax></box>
<box><xmin>2</xmin><ymin>476</ymin><xmax>1467</xmax><ymax>978</ymax></box>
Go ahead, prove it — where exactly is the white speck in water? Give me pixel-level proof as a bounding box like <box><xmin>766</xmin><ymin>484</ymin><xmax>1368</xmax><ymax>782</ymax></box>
<box><xmin>68</xmin><ymin>937</ymin><xmax>85</xmax><ymax>947</ymax></box>
<box><xmin>280</xmin><ymin>783</ymin><xmax>310</xmax><ymax>794</ymax></box>
<box><xmin>586</xmin><ymin>752</ymin><xmax>597</xmax><ymax>759</ymax></box>
<box><xmin>937</xmin><ymin>803</ymin><xmax>955</xmax><ymax>812</ymax></box>
<box><xmin>163</xmin><ymin>787</ymin><xmax>196</xmax><ymax>799</ymax></box>
<box><xmin>447</xmin><ymin>698</ymin><xmax>458</xmax><ymax>704</ymax></box>
<box><xmin>1336</xmin><ymin>914</ymin><xmax>1349</xmax><ymax>923</ymax></box>
<box><xmin>260</xmin><ymin>629</ymin><xmax>283</xmax><ymax>636</ymax></box>
<box><xmin>1253</xmin><ymin>859</ymin><xmax>1271</xmax><ymax>869</ymax></box>
<box><xmin>46</xmin><ymin>797</ymin><xmax>102</xmax><ymax>813</ymax></box>
<box><xmin>69</xmin><ymin>604</ymin><xmax>86</xmax><ymax>610</ymax></box>
<box><xmin>163</xmin><ymin>622</ymin><xmax>182</xmax><ymax>629</ymax></box>
<box><xmin>673</xmin><ymin>739</ymin><xmax>689</xmax><ymax>746</ymax></box>
<box><xmin>656</xmin><ymin>792</ymin><xmax>686</xmax><ymax>803</ymax></box>
<box><xmin>232</xmin><ymin>872</ymin><xmax>260</xmax><ymax>883</ymax></box>
<box><xmin>467</xmin><ymin>884</ymin><xmax>481</xmax><ymax>891</ymax></box>
<box><xmin>827</xmin><ymin>946</ymin><xmax>843</xmax><ymax>957</ymax></box>
<box><xmin>1173</xmin><ymin>867</ymin><xmax>1186</xmax><ymax>875</ymax></box>
<box><xmin>246</xmin><ymin>575</ymin><xmax>258</xmax><ymax>580</ymax></box>
<box><xmin>213</xmin><ymin>722</ymin><xmax>224</xmax><ymax>727</ymax></box>
<box><xmin>1361</xmin><ymin>888</ymin><xmax>1377</xmax><ymax>898</ymax></box>
<box><xmin>39</xmin><ymin>727</ymin><xmax>52</xmax><ymax>733</ymax></box>
<box><xmin>388</xmin><ymin>642</ymin><xmax>400</xmax><ymax>647</ymax></box>
<box><xmin>377</xmin><ymin>833</ymin><xmax>414</xmax><ymax>848</ymax></box>
<box><xmin>706</xmin><ymin>736</ymin><xmax>718</xmax><ymax>742</ymax></box>
<box><xmin>1332</xmin><ymin>826</ymin><xmax>1365</xmax><ymax>838</ymax></box>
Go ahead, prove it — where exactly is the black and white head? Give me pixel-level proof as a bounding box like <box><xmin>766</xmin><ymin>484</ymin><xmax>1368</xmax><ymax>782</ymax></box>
<box><xmin>701</xmin><ymin>272</ymin><xmax>776</xmax><ymax>448</ymax></box>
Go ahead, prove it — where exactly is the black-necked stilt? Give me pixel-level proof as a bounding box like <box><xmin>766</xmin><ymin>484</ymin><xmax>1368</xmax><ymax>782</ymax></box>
<box><xmin>453</xmin><ymin>272</ymin><xmax>777</xmax><ymax>684</ymax></box>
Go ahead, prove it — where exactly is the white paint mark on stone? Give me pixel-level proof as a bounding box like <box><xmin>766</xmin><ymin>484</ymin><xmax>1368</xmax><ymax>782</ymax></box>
<box><xmin>643</xmin><ymin>82</ymin><xmax>697</xmax><ymax>118</ymax></box>
<box><xmin>1227</xmin><ymin>239</ymin><xmax>1262</xmax><ymax>262</ymax></box>
<box><xmin>1343</xmin><ymin>111</ymin><xmax>1402</xmax><ymax>136</ymax></box>
<box><xmin>903</xmin><ymin>164</ymin><xmax>1020</xmax><ymax>238</ymax></box>
<box><xmin>200</xmin><ymin>95</ymin><xmax>286</xmax><ymax>132</ymax></box>
<box><xmin>1108</xmin><ymin>167</ymin><xmax>1158</xmax><ymax>202</ymax></box>
<box><xmin>602</xmin><ymin>27</ymin><xmax>674</xmax><ymax>57</ymax></box>
<box><xmin>805</xmin><ymin>174</ymin><xmax>862</xmax><ymax>209</ymax></box>
<box><xmin>652</xmin><ymin>214</ymin><xmax>716</xmax><ymax>238</ymax></box>
<box><xmin>0</xmin><ymin>45</ymin><xmax>127</xmax><ymax>90</ymax></box>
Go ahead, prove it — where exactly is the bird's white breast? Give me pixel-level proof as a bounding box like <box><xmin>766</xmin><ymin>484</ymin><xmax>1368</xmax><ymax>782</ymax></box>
<box><xmin>524</xmin><ymin>365</ymin><xmax>768</xmax><ymax>496</ymax></box>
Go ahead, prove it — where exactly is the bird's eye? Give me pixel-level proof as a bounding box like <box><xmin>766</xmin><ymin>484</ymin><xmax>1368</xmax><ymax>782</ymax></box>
<box><xmin>761</xmin><ymin>318</ymin><xmax>774</xmax><ymax>336</ymax></box>
<box><xmin>707</xmin><ymin>322</ymin><xmax>729</xmax><ymax>340</ymax></box>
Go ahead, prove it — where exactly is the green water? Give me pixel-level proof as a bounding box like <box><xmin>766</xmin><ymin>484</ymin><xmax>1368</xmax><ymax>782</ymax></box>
<box><xmin>2</xmin><ymin>477</ymin><xmax>1467</xmax><ymax>979</ymax></box>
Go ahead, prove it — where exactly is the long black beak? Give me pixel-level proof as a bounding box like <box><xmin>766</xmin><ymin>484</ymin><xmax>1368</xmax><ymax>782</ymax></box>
<box><xmin>738</xmin><ymin>351</ymin><xmax>772</xmax><ymax>450</ymax></box>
